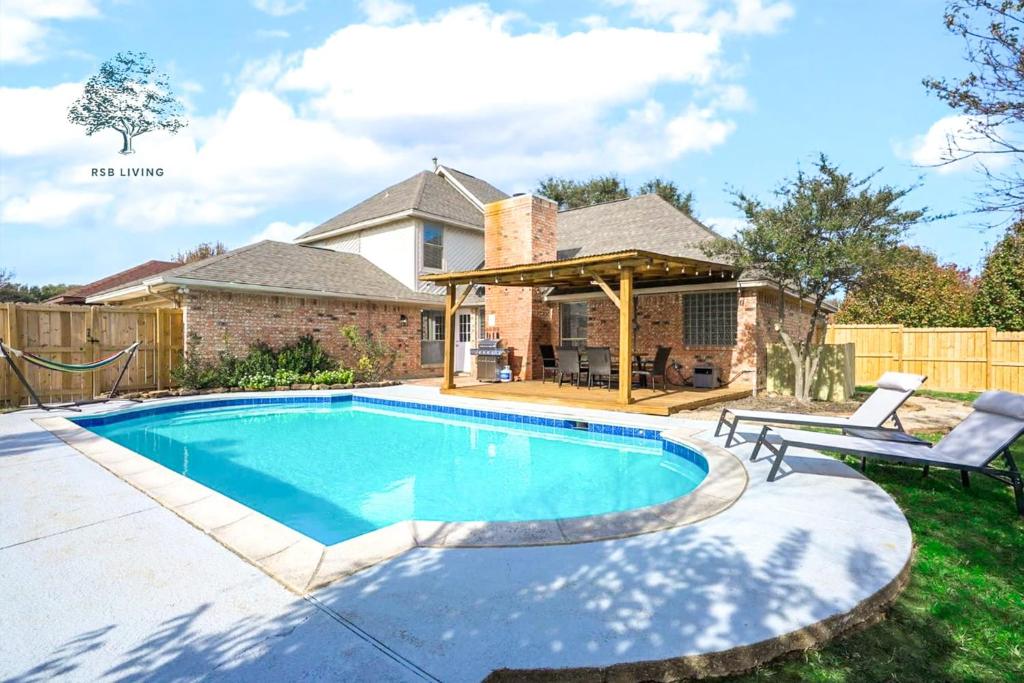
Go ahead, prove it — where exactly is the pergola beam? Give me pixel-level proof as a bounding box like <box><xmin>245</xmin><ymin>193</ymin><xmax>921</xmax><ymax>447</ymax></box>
<box><xmin>441</xmin><ymin>283</ymin><xmax>473</xmax><ymax>391</ymax></box>
<box><xmin>589</xmin><ymin>273</ymin><xmax>620</xmax><ymax>309</ymax></box>
<box><xmin>617</xmin><ymin>268</ymin><xmax>634</xmax><ymax>405</ymax></box>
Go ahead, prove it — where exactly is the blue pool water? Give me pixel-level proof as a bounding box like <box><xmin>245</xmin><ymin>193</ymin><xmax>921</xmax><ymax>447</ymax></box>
<box><xmin>77</xmin><ymin>396</ymin><xmax>707</xmax><ymax>545</ymax></box>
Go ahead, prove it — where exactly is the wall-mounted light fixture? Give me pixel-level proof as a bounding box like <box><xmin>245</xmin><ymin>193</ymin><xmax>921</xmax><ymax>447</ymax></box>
<box><xmin>398</xmin><ymin>314</ymin><xmax>408</xmax><ymax>326</ymax></box>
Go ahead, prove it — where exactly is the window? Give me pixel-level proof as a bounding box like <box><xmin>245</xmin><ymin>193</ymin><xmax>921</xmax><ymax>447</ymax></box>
<box><xmin>458</xmin><ymin>313</ymin><xmax>472</xmax><ymax>342</ymax></box>
<box><xmin>422</xmin><ymin>223</ymin><xmax>444</xmax><ymax>269</ymax></box>
<box><xmin>421</xmin><ymin>310</ymin><xmax>445</xmax><ymax>365</ymax></box>
<box><xmin>560</xmin><ymin>302</ymin><xmax>588</xmax><ymax>348</ymax></box>
<box><xmin>684</xmin><ymin>292</ymin><xmax>737</xmax><ymax>346</ymax></box>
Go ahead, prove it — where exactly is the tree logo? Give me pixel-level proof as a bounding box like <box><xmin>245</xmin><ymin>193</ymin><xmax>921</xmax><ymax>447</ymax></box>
<box><xmin>68</xmin><ymin>51</ymin><xmax>187</xmax><ymax>155</ymax></box>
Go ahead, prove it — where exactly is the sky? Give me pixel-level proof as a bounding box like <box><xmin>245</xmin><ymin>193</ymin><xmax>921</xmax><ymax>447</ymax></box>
<box><xmin>0</xmin><ymin>0</ymin><xmax>1011</xmax><ymax>286</ymax></box>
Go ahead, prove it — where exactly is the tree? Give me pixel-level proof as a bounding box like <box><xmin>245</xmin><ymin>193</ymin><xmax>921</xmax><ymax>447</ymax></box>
<box><xmin>536</xmin><ymin>174</ymin><xmax>698</xmax><ymax>216</ymax></box>
<box><xmin>0</xmin><ymin>269</ymin><xmax>74</xmax><ymax>303</ymax></box>
<box><xmin>973</xmin><ymin>219</ymin><xmax>1024</xmax><ymax>329</ymax></box>
<box><xmin>705</xmin><ymin>155</ymin><xmax>926</xmax><ymax>402</ymax></box>
<box><xmin>636</xmin><ymin>178</ymin><xmax>696</xmax><ymax>216</ymax></box>
<box><xmin>923</xmin><ymin>1</ymin><xmax>1024</xmax><ymax>214</ymax></box>
<box><xmin>68</xmin><ymin>51</ymin><xmax>187</xmax><ymax>155</ymax></box>
<box><xmin>536</xmin><ymin>175</ymin><xmax>630</xmax><ymax>210</ymax></box>
<box><xmin>835</xmin><ymin>245</ymin><xmax>976</xmax><ymax>326</ymax></box>
<box><xmin>173</xmin><ymin>241</ymin><xmax>227</xmax><ymax>264</ymax></box>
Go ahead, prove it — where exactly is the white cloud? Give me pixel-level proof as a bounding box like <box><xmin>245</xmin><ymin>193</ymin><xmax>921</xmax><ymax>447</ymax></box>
<box><xmin>251</xmin><ymin>0</ymin><xmax>305</xmax><ymax>17</ymax></box>
<box><xmin>704</xmin><ymin>216</ymin><xmax>747</xmax><ymax>237</ymax></box>
<box><xmin>1</xmin><ymin>187</ymin><xmax>111</xmax><ymax>224</ymax></box>
<box><xmin>360</xmin><ymin>0</ymin><xmax>415</xmax><ymax>25</ymax></box>
<box><xmin>666</xmin><ymin>106</ymin><xmax>736</xmax><ymax>154</ymax></box>
<box><xmin>249</xmin><ymin>220</ymin><xmax>316</xmax><ymax>243</ymax></box>
<box><xmin>897</xmin><ymin>114</ymin><xmax>1014</xmax><ymax>174</ymax></box>
<box><xmin>0</xmin><ymin>85</ymin><xmax>402</xmax><ymax>229</ymax></box>
<box><xmin>609</xmin><ymin>0</ymin><xmax>793</xmax><ymax>35</ymax></box>
<box><xmin>0</xmin><ymin>0</ymin><xmax>98</xmax><ymax>63</ymax></box>
<box><xmin>1</xmin><ymin>2</ymin><xmax>769</xmax><ymax>236</ymax></box>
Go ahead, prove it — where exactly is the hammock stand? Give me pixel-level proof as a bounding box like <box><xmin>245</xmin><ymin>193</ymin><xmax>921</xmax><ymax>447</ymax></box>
<box><xmin>1</xmin><ymin>339</ymin><xmax>142</xmax><ymax>412</ymax></box>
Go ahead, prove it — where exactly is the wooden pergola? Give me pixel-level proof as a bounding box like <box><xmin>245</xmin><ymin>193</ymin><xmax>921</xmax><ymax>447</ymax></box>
<box><xmin>421</xmin><ymin>250</ymin><xmax>735</xmax><ymax>405</ymax></box>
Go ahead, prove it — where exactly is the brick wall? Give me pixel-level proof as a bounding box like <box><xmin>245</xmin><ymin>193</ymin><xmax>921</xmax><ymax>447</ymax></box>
<box><xmin>483</xmin><ymin>194</ymin><xmax>558</xmax><ymax>380</ymax></box>
<box><xmin>182</xmin><ymin>289</ymin><xmax>441</xmax><ymax>379</ymax></box>
<box><xmin>545</xmin><ymin>287</ymin><xmax>810</xmax><ymax>387</ymax></box>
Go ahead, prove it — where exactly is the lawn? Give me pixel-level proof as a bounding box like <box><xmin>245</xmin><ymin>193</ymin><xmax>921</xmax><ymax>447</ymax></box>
<box><xmin>856</xmin><ymin>385</ymin><xmax>983</xmax><ymax>405</ymax></box>
<box><xmin>726</xmin><ymin>433</ymin><xmax>1024</xmax><ymax>682</ymax></box>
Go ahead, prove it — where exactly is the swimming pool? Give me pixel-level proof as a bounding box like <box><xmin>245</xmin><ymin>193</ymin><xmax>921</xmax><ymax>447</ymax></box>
<box><xmin>75</xmin><ymin>395</ymin><xmax>708</xmax><ymax>545</ymax></box>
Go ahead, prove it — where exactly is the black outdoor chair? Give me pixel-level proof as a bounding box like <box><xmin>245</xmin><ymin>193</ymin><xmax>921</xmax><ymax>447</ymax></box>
<box><xmin>586</xmin><ymin>347</ymin><xmax>614</xmax><ymax>390</ymax></box>
<box><xmin>634</xmin><ymin>346</ymin><xmax>672</xmax><ymax>391</ymax></box>
<box><xmin>556</xmin><ymin>348</ymin><xmax>584</xmax><ymax>387</ymax></box>
<box><xmin>539</xmin><ymin>344</ymin><xmax>558</xmax><ymax>383</ymax></box>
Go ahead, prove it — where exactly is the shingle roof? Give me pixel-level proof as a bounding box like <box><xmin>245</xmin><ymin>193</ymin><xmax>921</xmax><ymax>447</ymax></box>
<box><xmin>441</xmin><ymin>167</ymin><xmax>509</xmax><ymax>205</ymax></box>
<box><xmin>50</xmin><ymin>260</ymin><xmax>178</xmax><ymax>303</ymax></box>
<box><xmin>556</xmin><ymin>194</ymin><xmax>729</xmax><ymax>264</ymax></box>
<box><xmin>146</xmin><ymin>241</ymin><xmax>441</xmax><ymax>303</ymax></box>
<box><xmin>298</xmin><ymin>168</ymin><xmax>507</xmax><ymax>241</ymax></box>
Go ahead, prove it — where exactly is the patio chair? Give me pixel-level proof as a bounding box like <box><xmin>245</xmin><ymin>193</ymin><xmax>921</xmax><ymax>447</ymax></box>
<box><xmin>586</xmin><ymin>347</ymin><xmax>614</xmax><ymax>390</ymax></box>
<box><xmin>539</xmin><ymin>344</ymin><xmax>558</xmax><ymax>383</ymax></box>
<box><xmin>715</xmin><ymin>371</ymin><xmax>927</xmax><ymax>447</ymax></box>
<box><xmin>748</xmin><ymin>390</ymin><xmax>1024</xmax><ymax>516</ymax></box>
<box><xmin>633</xmin><ymin>346</ymin><xmax>672</xmax><ymax>391</ymax></box>
<box><xmin>556</xmin><ymin>348</ymin><xmax>584</xmax><ymax>388</ymax></box>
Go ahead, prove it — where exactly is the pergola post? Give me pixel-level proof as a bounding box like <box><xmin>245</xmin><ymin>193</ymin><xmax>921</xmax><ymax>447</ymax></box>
<box><xmin>442</xmin><ymin>283</ymin><xmax>457</xmax><ymax>390</ymax></box>
<box><xmin>617</xmin><ymin>267</ymin><xmax>634</xmax><ymax>405</ymax></box>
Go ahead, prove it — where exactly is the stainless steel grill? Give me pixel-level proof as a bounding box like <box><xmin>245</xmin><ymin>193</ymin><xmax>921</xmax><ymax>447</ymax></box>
<box><xmin>470</xmin><ymin>338</ymin><xmax>507</xmax><ymax>382</ymax></box>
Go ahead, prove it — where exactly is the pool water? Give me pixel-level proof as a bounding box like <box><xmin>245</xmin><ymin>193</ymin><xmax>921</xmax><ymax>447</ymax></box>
<box><xmin>81</xmin><ymin>399</ymin><xmax>707</xmax><ymax>545</ymax></box>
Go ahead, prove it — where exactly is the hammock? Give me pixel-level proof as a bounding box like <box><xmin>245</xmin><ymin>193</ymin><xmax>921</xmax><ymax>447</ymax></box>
<box><xmin>1</xmin><ymin>339</ymin><xmax>141</xmax><ymax>411</ymax></box>
<box><xmin>1</xmin><ymin>341</ymin><xmax>140</xmax><ymax>373</ymax></box>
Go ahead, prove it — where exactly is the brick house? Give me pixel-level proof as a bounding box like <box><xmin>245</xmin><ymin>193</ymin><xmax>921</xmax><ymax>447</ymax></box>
<box><xmin>88</xmin><ymin>165</ymin><xmax>826</xmax><ymax>387</ymax></box>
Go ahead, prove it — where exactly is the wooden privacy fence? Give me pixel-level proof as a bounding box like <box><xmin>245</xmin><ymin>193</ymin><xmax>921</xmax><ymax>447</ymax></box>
<box><xmin>1</xmin><ymin>303</ymin><xmax>184</xmax><ymax>407</ymax></box>
<box><xmin>825</xmin><ymin>324</ymin><xmax>1024</xmax><ymax>393</ymax></box>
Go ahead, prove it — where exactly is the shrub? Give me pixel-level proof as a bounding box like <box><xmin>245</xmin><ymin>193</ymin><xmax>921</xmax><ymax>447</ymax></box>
<box><xmin>238</xmin><ymin>373</ymin><xmax>275</xmax><ymax>390</ymax></box>
<box><xmin>340</xmin><ymin>325</ymin><xmax>396</xmax><ymax>382</ymax></box>
<box><xmin>170</xmin><ymin>332</ymin><xmax>219</xmax><ymax>389</ymax></box>
<box><xmin>237</xmin><ymin>341</ymin><xmax>277</xmax><ymax>377</ymax></box>
<box><xmin>276</xmin><ymin>335</ymin><xmax>334</xmax><ymax>375</ymax></box>
<box><xmin>273</xmin><ymin>369</ymin><xmax>303</xmax><ymax>386</ymax></box>
<box><xmin>312</xmin><ymin>368</ymin><xmax>355</xmax><ymax>385</ymax></box>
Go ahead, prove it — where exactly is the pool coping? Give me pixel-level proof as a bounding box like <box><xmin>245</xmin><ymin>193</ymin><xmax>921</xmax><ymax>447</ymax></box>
<box><xmin>33</xmin><ymin>391</ymin><xmax>747</xmax><ymax>594</ymax></box>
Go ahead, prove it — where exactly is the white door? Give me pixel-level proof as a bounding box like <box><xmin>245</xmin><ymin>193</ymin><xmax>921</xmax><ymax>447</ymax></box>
<box><xmin>454</xmin><ymin>310</ymin><xmax>473</xmax><ymax>373</ymax></box>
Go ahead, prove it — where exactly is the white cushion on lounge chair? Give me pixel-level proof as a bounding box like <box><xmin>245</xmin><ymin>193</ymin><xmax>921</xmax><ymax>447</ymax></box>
<box><xmin>876</xmin><ymin>372</ymin><xmax>927</xmax><ymax>393</ymax></box>
<box><xmin>974</xmin><ymin>390</ymin><xmax>1024</xmax><ymax>420</ymax></box>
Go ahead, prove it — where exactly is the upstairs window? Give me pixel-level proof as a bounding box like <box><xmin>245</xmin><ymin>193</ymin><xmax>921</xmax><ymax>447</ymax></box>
<box><xmin>422</xmin><ymin>223</ymin><xmax>444</xmax><ymax>269</ymax></box>
<box><xmin>684</xmin><ymin>291</ymin><xmax>737</xmax><ymax>346</ymax></box>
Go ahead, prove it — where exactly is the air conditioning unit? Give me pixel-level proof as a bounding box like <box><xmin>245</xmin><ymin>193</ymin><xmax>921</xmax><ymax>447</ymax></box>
<box><xmin>692</xmin><ymin>361</ymin><xmax>719</xmax><ymax>389</ymax></box>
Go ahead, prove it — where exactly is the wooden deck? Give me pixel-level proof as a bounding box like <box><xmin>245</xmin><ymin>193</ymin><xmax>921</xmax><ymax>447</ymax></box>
<box><xmin>441</xmin><ymin>380</ymin><xmax>752</xmax><ymax>416</ymax></box>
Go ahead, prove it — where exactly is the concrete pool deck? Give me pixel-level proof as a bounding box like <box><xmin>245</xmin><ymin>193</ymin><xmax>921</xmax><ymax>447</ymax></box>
<box><xmin>1</xmin><ymin>385</ymin><xmax>913</xmax><ymax>681</ymax></box>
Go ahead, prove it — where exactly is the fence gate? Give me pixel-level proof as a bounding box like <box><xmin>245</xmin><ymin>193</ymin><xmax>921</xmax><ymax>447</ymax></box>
<box><xmin>825</xmin><ymin>324</ymin><xmax>1024</xmax><ymax>393</ymax></box>
<box><xmin>1</xmin><ymin>303</ymin><xmax>184</xmax><ymax>408</ymax></box>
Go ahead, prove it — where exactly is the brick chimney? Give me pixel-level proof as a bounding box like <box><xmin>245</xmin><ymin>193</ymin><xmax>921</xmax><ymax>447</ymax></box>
<box><xmin>483</xmin><ymin>194</ymin><xmax>557</xmax><ymax>380</ymax></box>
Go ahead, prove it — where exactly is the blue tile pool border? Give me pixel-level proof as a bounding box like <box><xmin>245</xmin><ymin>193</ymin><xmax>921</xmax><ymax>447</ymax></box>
<box><xmin>72</xmin><ymin>392</ymin><xmax>708</xmax><ymax>473</ymax></box>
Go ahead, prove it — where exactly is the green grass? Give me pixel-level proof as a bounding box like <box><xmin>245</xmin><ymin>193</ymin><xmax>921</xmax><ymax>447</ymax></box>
<box><xmin>856</xmin><ymin>385</ymin><xmax>982</xmax><ymax>405</ymax></box>
<box><xmin>725</xmin><ymin>435</ymin><xmax>1024</xmax><ymax>683</ymax></box>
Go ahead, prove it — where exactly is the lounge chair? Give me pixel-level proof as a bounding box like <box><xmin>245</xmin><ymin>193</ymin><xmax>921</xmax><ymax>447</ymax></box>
<box><xmin>749</xmin><ymin>390</ymin><xmax>1024</xmax><ymax>515</ymax></box>
<box><xmin>715</xmin><ymin>372</ymin><xmax>926</xmax><ymax>447</ymax></box>
<box><xmin>539</xmin><ymin>344</ymin><xmax>558</xmax><ymax>383</ymax></box>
